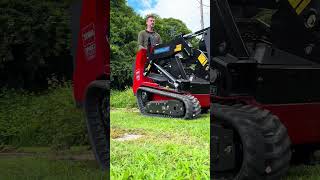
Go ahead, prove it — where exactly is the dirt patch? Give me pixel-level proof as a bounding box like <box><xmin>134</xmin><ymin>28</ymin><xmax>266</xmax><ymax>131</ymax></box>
<box><xmin>124</xmin><ymin>108</ymin><xmax>140</xmax><ymax>113</ymax></box>
<box><xmin>114</xmin><ymin>134</ymin><xmax>144</xmax><ymax>141</ymax></box>
<box><xmin>0</xmin><ymin>145</ymin><xmax>18</xmax><ymax>153</ymax></box>
<box><xmin>111</xmin><ymin>108</ymin><xmax>139</xmax><ymax>112</ymax></box>
<box><xmin>111</xmin><ymin>127</ymin><xmax>146</xmax><ymax>139</ymax></box>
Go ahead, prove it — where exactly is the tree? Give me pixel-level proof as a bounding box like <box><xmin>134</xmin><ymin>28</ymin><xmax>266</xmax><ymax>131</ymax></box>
<box><xmin>0</xmin><ymin>0</ymin><xmax>72</xmax><ymax>90</ymax></box>
<box><xmin>156</xmin><ymin>18</ymin><xmax>191</xmax><ymax>43</ymax></box>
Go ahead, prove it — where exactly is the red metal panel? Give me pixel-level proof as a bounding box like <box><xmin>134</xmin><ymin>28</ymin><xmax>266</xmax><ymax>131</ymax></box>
<box><xmin>193</xmin><ymin>94</ymin><xmax>210</xmax><ymax>108</ymax></box>
<box><xmin>263</xmin><ymin>103</ymin><xmax>320</xmax><ymax>145</ymax></box>
<box><xmin>152</xmin><ymin>94</ymin><xmax>173</xmax><ymax>101</ymax></box>
<box><xmin>132</xmin><ymin>49</ymin><xmax>154</xmax><ymax>94</ymax></box>
<box><xmin>73</xmin><ymin>0</ymin><xmax>110</xmax><ymax>104</ymax></box>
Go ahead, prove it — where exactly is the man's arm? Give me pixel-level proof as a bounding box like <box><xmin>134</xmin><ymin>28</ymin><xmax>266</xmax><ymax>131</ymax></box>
<box><xmin>155</xmin><ymin>33</ymin><xmax>162</xmax><ymax>45</ymax></box>
<box><xmin>138</xmin><ymin>31</ymin><xmax>146</xmax><ymax>50</ymax></box>
<box><xmin>158</xmin><ymin>34</ymin><xmax>162</xmax><ymax>44</ymax></box>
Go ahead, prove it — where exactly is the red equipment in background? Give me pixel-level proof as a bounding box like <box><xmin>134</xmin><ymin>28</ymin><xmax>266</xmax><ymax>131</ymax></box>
<box><xmin>71</xmin><ymin>0</ymin><xmax>109</xmax><ymax>170</ymax></box>
<box><xmin>72</xmin><ymin>0</ymin><xmax>110</xmax><ymax>105</ymax></box>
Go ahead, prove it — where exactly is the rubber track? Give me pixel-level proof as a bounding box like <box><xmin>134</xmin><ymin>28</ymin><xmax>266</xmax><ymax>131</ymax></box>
<box><xmin>84</xmin><ymin>80</ymin><xmax>109</xmax><ymax>170</ymax></box>
<box><xmin>137</xmin><ymin>87</ymin><xmax>201</xmax><ymax>119</ymax></box>
<box><xmin>233</xmin><ymin>104</ymin><xmax>292</xmax><ymax>180</ymax></box>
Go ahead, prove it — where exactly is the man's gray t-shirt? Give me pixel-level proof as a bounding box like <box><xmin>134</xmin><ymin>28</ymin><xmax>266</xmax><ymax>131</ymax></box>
<box><xmin>138</xmin><ymin>30</ymin><xmax>162</xmax><ymax>49</ymax></box>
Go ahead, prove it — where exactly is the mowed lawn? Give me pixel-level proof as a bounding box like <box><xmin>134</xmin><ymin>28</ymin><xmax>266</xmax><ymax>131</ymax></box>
<box><xmin>110</xmin><ymin>109</ymin><xmax>210</xmax><ymax>179</ymax></box>
<box><xmin>110</xmin><ymin>89</ymin><xmax>320</xmax><ymax>180</ymax></box>
<box><xmin>110</xmin><ymin>108</ymin><xmax>320</xmax><ymax>180</ymax></box>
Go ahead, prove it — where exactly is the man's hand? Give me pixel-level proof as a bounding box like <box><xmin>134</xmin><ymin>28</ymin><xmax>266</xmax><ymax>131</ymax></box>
<box><xmin>139</xmin><ymin>45</ymin><xmax>147</xmax><ymax>50</ymax></box>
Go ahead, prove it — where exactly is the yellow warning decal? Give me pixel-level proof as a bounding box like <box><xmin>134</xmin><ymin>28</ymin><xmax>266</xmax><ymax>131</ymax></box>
<box><xmin>146</xmin><ymin>64</ymin><xmax>151</xmax><ymax>71</ymax></box>
<box><xmin>296</xmin><ymin>0</ymin><xmax>311</xmax><ymax>15</ymax></box>
<box><xmin>198</xmin><ymin>53</ymin><xmax>208</xmax><ymax>66</ymax></box>
<box><xmin>288</xmin><ymin>0</ymin><xmax>302</xmax><ymax>8</ymax></box>
<box><xmin>174</xmin><ymin>44</ymin><xmax>182</xmax><ymax>52</ymax></box>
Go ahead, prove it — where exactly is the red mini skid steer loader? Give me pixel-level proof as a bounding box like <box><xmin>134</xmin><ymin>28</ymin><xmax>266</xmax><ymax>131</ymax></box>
<box><xmin>132</xmin><ymin>29</ymin><xmax>211</xmax><ymax>119</ymax></box>
<box><xmin>71</xmin><ymin>0</ymin><xmax>109</xmax><ymax>170</ymax></box>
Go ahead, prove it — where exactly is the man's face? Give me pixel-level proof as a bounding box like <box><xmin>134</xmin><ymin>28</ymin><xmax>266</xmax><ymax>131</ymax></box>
<box><xmin>146</xmin><ymin>17</ymin><xmax>155</xmax><ymax>28</ymax></box>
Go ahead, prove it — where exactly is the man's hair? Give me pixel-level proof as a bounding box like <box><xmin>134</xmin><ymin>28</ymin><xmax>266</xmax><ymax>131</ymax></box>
<box><xmin>145</xmin><ymin>14</ymin><xmax>155</xmax><ymax>21</ymax></box>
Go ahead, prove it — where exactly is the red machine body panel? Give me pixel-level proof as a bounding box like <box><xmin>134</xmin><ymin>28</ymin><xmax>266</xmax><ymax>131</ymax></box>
<box><xmin>193</xmin><ymin>94</ymin><xmax>210</xmax><ymax>108</ymax></box>
<box><xmin>73</xmin><ymin>0</ymin><xmax>110</xmax><ymax>105</ymax></box>
<box><xmin>132</xmin><ymin>49</ymin><xmax>153</xmax><ymax>94</ymax></box>
<box><xmin>262</xmin><ymin>103</ymin><xmax>320</xmax><ymax>145</ymax></box>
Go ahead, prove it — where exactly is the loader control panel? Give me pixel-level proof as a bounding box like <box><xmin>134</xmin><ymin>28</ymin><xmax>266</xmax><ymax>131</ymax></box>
<box><xmin>149</xmin><ymin>36</ymin><xmax>193</xmax><ymax>61</ymax></box>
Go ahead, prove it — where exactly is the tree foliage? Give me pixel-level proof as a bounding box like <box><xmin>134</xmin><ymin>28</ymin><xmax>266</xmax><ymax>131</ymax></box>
<box><xmin>0</xmin><ymin>0</ymin><xmax>72</xmax><ymax>90</ymax></box>
<box><xmin>156</xmin><ymin>18</ymin><xmax>191</xmax><ymax>43</ymax></box>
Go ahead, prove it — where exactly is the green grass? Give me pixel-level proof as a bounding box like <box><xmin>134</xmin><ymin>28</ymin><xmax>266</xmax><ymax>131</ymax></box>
<box><xmin>110</xmin><ymin>88</ymin><xmax>137</xmax><ymax>108</ymax></box>
<box><xmin>0</xmin><ymin>85</ymin><xmax>87</xmax><ymax>148</ymax></box>
<box><xmin>109</xmin><ymin>89</ymin><xmax>320</xmax><ymax>179</ymax></box>
<box><xmin>284</xmin><ymin>165</ymin><xmax>320</xmax><ymax>180</ymax></box>
<box><xmin>110</xmin><ymin>109</ymin><xmax>210</xmax><ymax>179</ymax></box>
<box><xmin>0</xmin><ymin>147</ymin><xmax>108</xmax><ymax>180</ymax></box>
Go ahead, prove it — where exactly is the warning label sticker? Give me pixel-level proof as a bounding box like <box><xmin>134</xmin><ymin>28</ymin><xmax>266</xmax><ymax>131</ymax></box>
<box><xmin>82</xmin><ymin>23</ymin><xmax>96</xmax><ymax>60</ymax></box>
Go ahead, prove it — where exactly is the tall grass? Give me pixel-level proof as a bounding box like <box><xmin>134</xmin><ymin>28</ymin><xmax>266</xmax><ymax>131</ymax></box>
<box><xmin>0</xmin><ymin>84</ymin><xmax>87</xmax><ymax>149</ymax></box>
<box><xmin>110</xmin><ymin>88</ymin><xmax>137</xmax><ymax>108</ymax></box>
<box><xmin>0</xmin><ymin>86</ymin><xmax>138</xmax><ymax>149</ymax></box>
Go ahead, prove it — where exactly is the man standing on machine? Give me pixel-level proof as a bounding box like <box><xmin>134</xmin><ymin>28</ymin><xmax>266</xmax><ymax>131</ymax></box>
<box><xmin>138</xmin><ymin>14</ymin><xmax>162</xmax><ymax>49</ymax></box>
<box><xmin>133</xmin><ymin>14</ymin><xmax>162</xmax><ymax>82</ymax></box>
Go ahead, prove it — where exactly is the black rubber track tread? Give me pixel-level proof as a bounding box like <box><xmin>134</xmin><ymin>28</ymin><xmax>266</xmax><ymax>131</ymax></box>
<box><xmin>212</xmin><ymin>103</ymin><xmax>291</xmax><ymax>180</ymax></box>
<box><xmin>235</xmin><ymin>104</ymin><xmax>292</xmax><ymax>179</ymax></box>
<box><xmin>235</xmin><ymin>104</ymin><xmax>292</xmax><ymax>178</ymax></box>
<box><xmin>137</xmin><ymin>87</ymin><xmax>201</xmax><ymax>119</ymax></box>
<box><xmin>212</xmin><ymin>107</ymin><xmax>265</xmax><ymax>180</ymax></box>
<box><xmin>84</xmin><ymin>80</ymin><xmax>109</xmax><ymax>170</ymax></box>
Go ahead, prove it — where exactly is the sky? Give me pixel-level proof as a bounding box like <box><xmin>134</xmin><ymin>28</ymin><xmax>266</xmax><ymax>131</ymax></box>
<box><xmin>127</xmin><ymin>0</ymin><xmax>210</xmax><ymax>32</ymax></box>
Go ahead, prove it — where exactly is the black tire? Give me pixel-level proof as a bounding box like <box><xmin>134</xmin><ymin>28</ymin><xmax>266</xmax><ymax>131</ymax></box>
<box><xmin>212</xmin><ymin>104</ymin><xmax>291</xmax><ymax>180</ymax></box>
<box><xmin>84</xmin><ymin>80</ymin><xmax>110</xmax><ymax>170</ymax></box>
